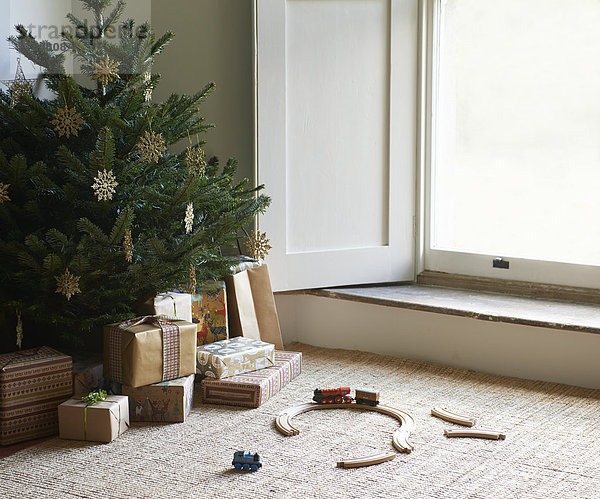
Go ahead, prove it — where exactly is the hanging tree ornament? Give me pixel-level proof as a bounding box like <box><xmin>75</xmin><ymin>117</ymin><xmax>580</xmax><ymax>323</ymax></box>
<box><xmin>189</xmin><ymin>263</ymin><xmax>197</xmax><ymax>293</ymax></box>
<box><xmin>184</xmin><ymin>202</ymin><xmax>194</xmax><ymax>234</ymax></box>
<box><xmin>51</xmin><ymin>105</ymin><xmax>84</xmax><ymax>138</ymax></box>
<box><xmin>123</xmin><ymin>230</ymin><xmax>133</xmax><ymax>262</ymax></box>
<box><xmin>245</xmin><ymin>230</ymin><xmax>272</xmax><ymax>260</ymax></box>
<box><xmin>16</xmin><ymin>311</ymin><xmax>23</xmax><ymax>350</ymax></box>
<box><xmin>92</xmin><ymin>169</ymin><xmax>118</xmax><ymax>201</ymax></box>
<box><xmin>92</xmin><ymin>55</ymin><xmax>120</xmax><ymax>87</ymax></box>
<box><xmin>137</xmin><ymin>131</ymin><xmax>167</xmax><ymax>163</ymax></box>
<box><xmin>185</xmin><ymin>146</ymin><xmax>207</xmax><ymax>177</ymax></box>
<box><xmin>143</xmin><ymin>71</ymin><xmax>153</xmax><ymax>102</ymax></box>
<box><xmin>0</xmin><ymin>183</ymin><xmax>10</xmax><ymax>204</ymax></box>
<box><xmin>55</xmin><ymin>268</ymin><xmax>81</xmax><ymax>301</ymax></box>
<box><xmin>1</xmin><ymin>58</ymin><xmax>35</xmax><ymax>107</ymax></box>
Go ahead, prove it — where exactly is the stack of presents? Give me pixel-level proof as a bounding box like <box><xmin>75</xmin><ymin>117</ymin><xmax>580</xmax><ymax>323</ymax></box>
<box><xmin>0</xmin><ymin>264</ymin><xmax>302</xmax><ymax>446</ymax></box>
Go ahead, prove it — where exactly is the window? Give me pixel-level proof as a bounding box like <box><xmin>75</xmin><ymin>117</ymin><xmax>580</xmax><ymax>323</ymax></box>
<box><xmin>424</xmin><ymin>0</ymin><xmax>600</xmax><ymax>288</ymax></box>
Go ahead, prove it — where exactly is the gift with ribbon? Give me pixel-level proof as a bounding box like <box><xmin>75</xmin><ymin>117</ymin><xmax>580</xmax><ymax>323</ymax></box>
<box><xmin>103</xmin><ymin>316</ymin><xmax>196</xmax><ymax>388</ymax></box>
<box><xmin>137</xmin><ymin>292</ymin><xmax>193</xmax><ymax>323</ymax></box>
<box><xmin>58</xmin><ymin>390</ymin><xmax>129</xmax><ymax>443</ymax></box>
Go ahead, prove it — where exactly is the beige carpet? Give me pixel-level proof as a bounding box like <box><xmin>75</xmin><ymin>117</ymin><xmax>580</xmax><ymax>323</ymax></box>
<box><xmin>1</xmin><ymin>343</ymin><xmax>600</xmax><ymax>498</ymax></box>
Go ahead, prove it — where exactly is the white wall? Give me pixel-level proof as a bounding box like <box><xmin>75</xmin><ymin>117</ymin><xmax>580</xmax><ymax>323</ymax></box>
<box><xmin>276</xmin><ymin>294</ymin><xmax>600</xmax><ymax>389</ymax></box>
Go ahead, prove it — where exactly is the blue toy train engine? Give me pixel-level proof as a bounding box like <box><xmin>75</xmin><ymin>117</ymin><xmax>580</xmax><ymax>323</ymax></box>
<box><xmin>232</xmin><ymin>451</ymin><xmax>262</xmax><ymax>471</ymax></box>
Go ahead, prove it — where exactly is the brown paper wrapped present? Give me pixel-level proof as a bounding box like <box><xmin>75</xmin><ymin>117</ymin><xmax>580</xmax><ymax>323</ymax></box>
<box><xmin>0</xmin><ymin>346</ymin><xmax>72</xmax><ymax>446</ymax></box>
<box><xmin>122</xmin><ymin>374</ymin><xmax>194</xmax><ymax>423</ymax></box>
<box><xmin>196</xmin><ymin>337</ymin><xmax>275</xmax><ymax>379</ymax></box>
<box><xmin>58</xmin><ymin>395</ymin><xmax>129</xmax><ymax>443</ymax></box>
<box><xmin>104</xmin><ymin>316</ymin><xmax>196</xmax><ymax>388</ymax></box>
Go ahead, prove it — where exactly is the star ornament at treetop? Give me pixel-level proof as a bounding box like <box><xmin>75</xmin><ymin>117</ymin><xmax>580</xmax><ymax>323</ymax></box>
<box><xmin>51</xmin><ymin>105</ymin><xmax>84</xmax><ymax>138</ymax></box>
<box><xmin>1</xmin><ymin>58</ymin><xmax>35</xmax><ymax>107</ymax></box>
<box><xmin>92</xmin><ymin>169</ymin><xmax>118</xmax><ymax>201</ymax></box>
<box><xmin>55</xmin><ymin>268</ymin><xmax>81</xmax><ymax>301</ymax></box>
<box><xmin>92</xmin><ymin>55</ymin><xmax>120</xmax><ymax>87</ymax></box>
<box><xmin>245</xmin><ymin>230</ymin><xmax>272</xmax><ymax>261</ymax></box>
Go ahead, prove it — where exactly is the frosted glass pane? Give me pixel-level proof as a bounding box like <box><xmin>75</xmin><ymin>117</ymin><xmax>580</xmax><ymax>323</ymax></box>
<box><xmin>286</xmin><ymin>0</ymin><xmax>389</xmax><ymax>253</ymax></box>
<box><xmin>432</xmin><ymin>0</ymin><xmax>600</xmax><ymax>265</ymax></box>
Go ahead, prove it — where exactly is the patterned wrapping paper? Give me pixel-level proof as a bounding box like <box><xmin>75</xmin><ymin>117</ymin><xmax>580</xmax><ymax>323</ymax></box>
<box><xmin>58</xmin><ymin>395</ymin><xmax>129</xmax><ymax>443</ymax></box>
<box><xmin>201</xmin><ymin>351</ymin><xmax>302</xmax><ymax>408</ymax></box>
<box><xmin>196</xmin><ymin>337</ymin><xmax>275</xmax><ymax>379</ymax></box>
<box><xmin>103</xmin><ymin>316</ymin><xmax>196</xmax><ymax>388</ymax></box>
<box><xmin>122</xmin><ymin>374</ymin><xmax>194</xmax><ymax>423</ymax></box>
<box><xmin>0</xmin><ymin>346</ymin><xmax>72</xmax><ymax>445</ymax></box>
<box><xmin>192</xmin><ymin>282</ymin><xmax>228</xmax><ymax>345</ymax></box>
<box><xmin>72</xmin><ymin>357</ymin><xmax>121</xmax><ymax>397</ymax></box>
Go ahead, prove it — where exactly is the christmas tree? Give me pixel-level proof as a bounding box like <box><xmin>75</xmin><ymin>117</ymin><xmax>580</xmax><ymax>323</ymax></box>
<box><xmin>0</xmin><ymin>0</ymin><xmax>270</xmax><ymax>352</ymax></box>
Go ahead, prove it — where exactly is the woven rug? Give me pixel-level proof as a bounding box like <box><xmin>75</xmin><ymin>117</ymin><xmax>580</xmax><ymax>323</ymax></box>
<box><xmin>1</xmin><ymin>343</ymin><xmax>599</xmax><ymax>498</ymax></box>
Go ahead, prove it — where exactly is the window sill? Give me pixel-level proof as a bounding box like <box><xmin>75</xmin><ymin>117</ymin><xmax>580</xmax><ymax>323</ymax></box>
<box><xmin>276</xmin><ymin>284</ymin><xmax>600</xmax><ymax>336</ymax></box>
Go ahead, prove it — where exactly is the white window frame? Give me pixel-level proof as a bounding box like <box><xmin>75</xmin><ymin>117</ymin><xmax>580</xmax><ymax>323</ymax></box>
<box><xmin>419</xmin><ymin>0</ymin><xmax>600</xmax><ymax>290</ymax></box>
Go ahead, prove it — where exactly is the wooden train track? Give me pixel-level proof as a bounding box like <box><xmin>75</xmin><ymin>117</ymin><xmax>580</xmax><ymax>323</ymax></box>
<box><xmin>431</xmin><ymin>407</ymin><xmax>477</xmax><ymax>427</ymax></box>
<box><xmin>444</xmin><ymin>428</ymin><xmax>506</xmax><ymax>440</ymax></box>
<box><xmin>336</xmin><ymin>451</ymin><xmax>397</xmax><ymax>469</ymax></box>
<box><xmin>275</xmin><ymin>402</ymin><xmax>415</xmax><ymax>454</ymax></box>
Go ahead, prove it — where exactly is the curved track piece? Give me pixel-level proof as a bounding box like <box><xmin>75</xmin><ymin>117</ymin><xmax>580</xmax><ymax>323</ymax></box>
<box><xmin>274</xmin><ymin>402</ymin><xmax>415</xmax><ymax>454</ymax></box>
<box><xmin>444</xmin><ymin>428</ymin><xmax>506</xmax><ymax>440</ymax></box>
<box><xmin>431</xmin><ymin>407</ymin><xmax>476</xmax><ymax>427</ymax></box>
<box><xmin>337</xmin><ymin>452</ymin><xmax>396</xmax><ymax>468</ymax></box>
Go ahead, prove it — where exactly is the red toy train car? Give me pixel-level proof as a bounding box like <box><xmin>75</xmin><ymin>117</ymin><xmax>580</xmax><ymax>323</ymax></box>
<box><xmin>313</xmin><ymin>387</ymin><xmax>353</xmax><ymax>404</ymax></box>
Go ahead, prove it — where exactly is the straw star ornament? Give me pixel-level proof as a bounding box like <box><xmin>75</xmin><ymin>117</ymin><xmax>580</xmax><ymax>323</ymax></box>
<box><xmin>137</xmin><ymin>131</ymin><xmax>167</xmax><ymax>163</ymax></box>
<box><xmin>92</xmin><ymin>55</ymin><xmax>120</xmax><ymax>86</ymax></box>
<box><xmin>51</xmin><ymin>105</ymin><xmax>84</xmax><ymax>138</ymax></box>
<box><xmin>1</xmin><ymin>58</ymin><xmax>35</xmax><ymax>107</ymax></box>
<box><xmin>55</xmin><ymin>268</ymin><xmax>81</xmax><ymax>300</ymax></box>
<box><xmin>245</xmin><ymin>230</ymin><xmax>272</xmax><ymax>260</ymax></box>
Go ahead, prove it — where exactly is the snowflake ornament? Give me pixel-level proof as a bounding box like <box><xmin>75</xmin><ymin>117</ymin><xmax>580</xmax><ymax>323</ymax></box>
<box><xmin>0</xmin><ymin>183</ymin><xmax>10</xmax><ymax>204</ymax></box>
<box><xmin>123</xmin><ymin>230</ymin><xmax>133</xmax><ymax>262</ymax></box>
<box><xmin>92</xmin><ymin>55</ymin><xmax>120</xmax><ymax>87</ymax></box>
<box><xmin>55</xmin><ymin>268</ymin><xmax>81</xmax><ymax>300</ymax></box>
<box><xmin>245</xmin><ymin>230</ymin><xmax>272</xmax><ymax>261</ymax></box>
<box><xmin>184</xmin><ymin>202</ymin><xmax>194</xmax><ymax>234</ymax></box>
<box><xmin>51</xmin><ymin>105</ymin><xmax>84</xmax><ymax>138</ymax></box>
<box><xmin>137</xmin><ymin>131</ymin><xmax>167</xmax><ymax>163</ymax></box>
<box><xmin>185</xmin><ymin>146</ymin><xmax>207</xmax><ymax>177</ymax></box>
<box><xmin>92</xmin><ymin>169</ymin><xmax>118</xmax><ymax>201</ymax></box>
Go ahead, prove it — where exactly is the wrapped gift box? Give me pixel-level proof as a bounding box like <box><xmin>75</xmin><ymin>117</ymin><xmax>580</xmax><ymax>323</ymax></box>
<box><xmin>137</xmin><ymin>292</ymin><xmax>193</xmax><ymax>323</ymax></box>
<box><xmin>201</xmin><ymin>351</ymin><xmax>301</xmax><ymax>408</ymax></box>
<box><xmin>196</xmin><ymin>337</ymin><xmax>275</xmax><ymax>379</ymax></box>
<box><xmin>58</xmin><ymin>395</ymin><xmax>129</xmax><ymax>443</ymax></box>
<box><xmin>122</xmin><ymin>373</ymin><xmax>194</xmax><ymax>423</ymax></box>
<box><xmin>0</xmin><ymin>346</ymin><xmax>72</xmax><ymax>446</ymax></box>
<box><xmin>104</xmin><ymin>316</ymin><xmax>196</xmax><ymax>388</ymax></box>
<box><xmin>72</xmin><ymin>356</ymin><xmax>121</xmax><ymax>397</ymax></box>
<box><xmin>192</xmin><ymin>282</ymin><xmax>228</xmax><ymax>345</ymax></box>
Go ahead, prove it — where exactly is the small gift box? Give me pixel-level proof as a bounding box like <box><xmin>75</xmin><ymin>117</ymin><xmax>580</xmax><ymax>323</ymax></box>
<box><xmin>103</xmin><ymin>316</ymin><xmax>196</xmax><ymax>388</ymax></box>
<box><xmin>122</xmin><ymin>373</ymin><xmax>195</xmax><ymax>423</ymax></box>
<box><xmin>138</xmin><ymin>292</ymin><xmax>193</xmax><ymax>323</ymax></box>
<box><xmin>201</xmin><ymin>351</ymin><xmax>302</xmax><ymax>408</ymax></box>
<box><xmin>196</xmin><ymin>337</ymin><xmax>275</xmax><ymax>379</ymax></box>
<box><xmin>192</xmin><ymin>282</ymin><xmax>228</xmax><ymax>345</ymax></box>
<box><xmin>58</xmin><ymin>394</ymin><xmax>129</xmax><ymax>443</ymax></box>
<box><xmin>0</xmin><ymin>346</ymin><xmax>72</xmax><ymax>446</ymax></box>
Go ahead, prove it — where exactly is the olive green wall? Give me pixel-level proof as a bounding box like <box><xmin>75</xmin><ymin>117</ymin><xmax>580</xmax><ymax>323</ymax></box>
<box><xmin>151</xmin><ymin>0</ymin><xmax>254</xmax><ymax>183</ymax></box>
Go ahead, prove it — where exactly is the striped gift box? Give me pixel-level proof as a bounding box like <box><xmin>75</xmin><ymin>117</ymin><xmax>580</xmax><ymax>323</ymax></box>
<box><xmin>0</xmin><ymin>346</ymin><xmax>72</xmax><ymax>446</ymax></box>
<box><xmin>200</xmin><ymin>351</ymin><xmax>301</xmax><ymax>408</ymax></box>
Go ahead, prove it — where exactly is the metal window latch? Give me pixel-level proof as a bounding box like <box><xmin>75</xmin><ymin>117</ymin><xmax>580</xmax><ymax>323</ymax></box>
<box><xmin>493</xmin><ymin>258</ymin><xmax>509</xmax><ymax>269</ymax></box>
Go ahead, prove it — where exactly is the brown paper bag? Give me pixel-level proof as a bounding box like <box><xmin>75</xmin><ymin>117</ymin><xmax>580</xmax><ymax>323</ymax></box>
<box><xmin>224</xmin><ymin>264</ymin><xmax>284</xmax><ymax>350</ymax></box>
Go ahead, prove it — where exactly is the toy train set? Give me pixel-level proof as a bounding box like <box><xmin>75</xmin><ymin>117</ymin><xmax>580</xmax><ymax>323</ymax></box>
<box><xmin>312</xmin><ymin>387</ymin><xmax>380</xmax><ymax>406</ymax></box>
